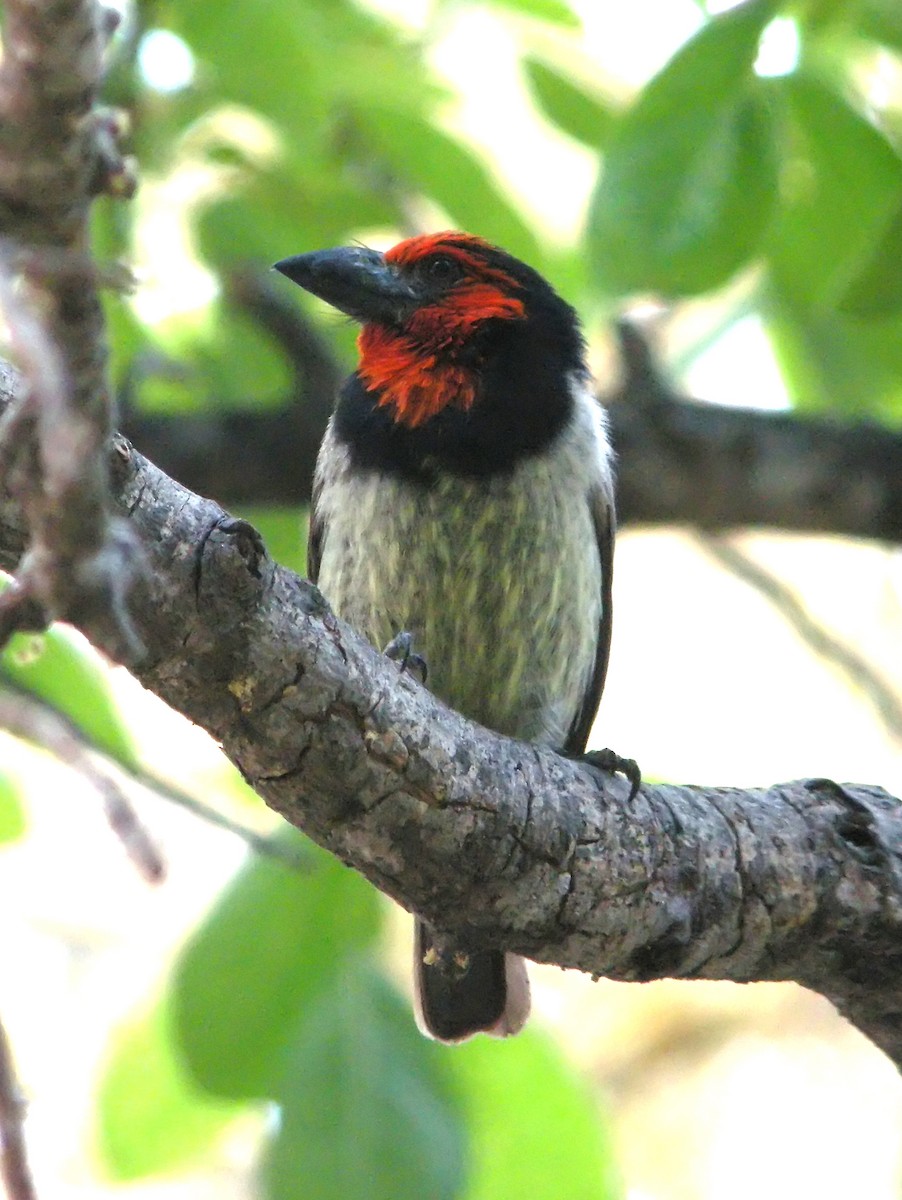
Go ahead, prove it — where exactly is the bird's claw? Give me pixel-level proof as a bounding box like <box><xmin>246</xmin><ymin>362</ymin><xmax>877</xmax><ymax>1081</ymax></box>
<box><xmin>383</xmin><ymin>630</ymin><xmax>428</xmax><ymax>686</ymax></box>
<box><xmin>582</xmin><ymin>748</ymin><xmax>641</xmax><ymax>801</ymax></box>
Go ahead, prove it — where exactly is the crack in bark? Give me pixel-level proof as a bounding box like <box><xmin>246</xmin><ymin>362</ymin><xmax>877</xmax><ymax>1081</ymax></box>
<box><xmin>554</xmin><ymin>854</ymin><xmax>578</xmax><ymax>929</ymax></box>
<box><xmin>703</xmin><ymin>792</ymin><xmax>748</xmax><ymax>966</ymax></box>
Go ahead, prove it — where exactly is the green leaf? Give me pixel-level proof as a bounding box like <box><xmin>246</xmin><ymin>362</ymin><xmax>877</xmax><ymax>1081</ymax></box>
<box><xmin>762</xmin><ymin>280</ymin><xmax>902</xmax><ymax>420</ymax></box>
<box><xmin>262</xmin><ymin>965</ymin><xmax>465</xmax><ymax>1200</ymax></box>
<box><xmin>478</xmin><ymin>0</ymin><xmax>581</xmax><ymax>27</ymax></box>
<box><xmin>172</xmin><ymin>833</ymin><xmax>382</xmax><ymax>1099</ymax></box>
<box><xmin>856</xmin><ymin>0</ymin><xmax>902</xmax><ymax>50</ymax></box>
<box><xmin>841</xmin><ymin>200</ymin><xmax>902</xmax><ymax>316</ymax></box>
<box><xmin>361</xmin><ymin>110</ymin><xmax>544</xmax><ymax>269</ymax></box>
<box><xmin>0</xmin><ymin>620</ymin><xmax>138</xmax><ymax>770</ymax></box>
<box><xmin>524</xmin><ymin>59</ymin><xmax>615</xmax><ymax>147</ymax></box>
<box><xmin>96</xmin><ymin>996</ymin><xmax>240</xmax><ymax>1180</ymax></box>
<box><xmin>766</xmin><ymin>74</ymin><xmax>902</xmax><ymax>311</ymax></box>
<box><xmin>451</xmin><ymin>1031</ymin><xmax>619</xmax><ymax>1200</ymax></box>
<box><xmin>170</xmin><ymin>0</ymin><xmax>439</xmax><ymax>156</ymax></box>
<box><xmin>587</xmin><ymin>1</ymin><xmax>778</xmax><ymax>297</ymax></box>
<box><xmin>0</xmin><ymin>771</ymin><xmax>26</xmax><ymax>843</ymax></box>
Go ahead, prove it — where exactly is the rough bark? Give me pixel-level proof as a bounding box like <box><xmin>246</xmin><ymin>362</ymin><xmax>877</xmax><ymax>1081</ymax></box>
<box><xmin>1</xmin><ymin>366</ymin><xmax>901</xmax><ymax>1067</ymax></box>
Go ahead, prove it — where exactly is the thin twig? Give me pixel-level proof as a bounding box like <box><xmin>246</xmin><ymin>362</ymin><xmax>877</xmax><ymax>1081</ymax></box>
<box><xmin>0</xmin><ymin>688</ymin><xmax>164</xmax><ymax>883</ymax></box>
<box><xmin>0</xmin><ymin>1014</ymin><xmax>36</xmax><ymax>1200</ymax></box>
<box><xmin>0</xmin><ymin>687</ymin><xmax>310</xmax><ymax>873</ymax></box>
<box><xmin>137</xmin><ymin>773</ymin><xmax>312</xmax><ymax>872</ymax></box>
<box><xmin>699</xmin><ymin>533</ymin><xmax>902</xmax><ymax>745</ymax></box>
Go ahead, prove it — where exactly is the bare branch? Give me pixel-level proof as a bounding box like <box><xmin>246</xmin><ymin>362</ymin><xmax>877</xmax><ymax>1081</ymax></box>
<box><xmin>0</xmin><ymin>687</ymin><xmax>165</xmax><ymax>883</ymax></box>
<box><xmin>607</xmin><ymin>320</ymin><xmax>902</xmax><ymax>543</ymax></box>
<box><xmin>0</xmin><ymin>1014</ymin><xmax>36</xmax><ymax>1200</ymax></box>
<box><xmin>0</xmin><ymin>683</ymin><xmax>310</xmax><ymax>873</ymax></box>
<box><xmin>0</xmin><ymin>0</ymin><xmax>142</xmax><ymax>658</ymax></box>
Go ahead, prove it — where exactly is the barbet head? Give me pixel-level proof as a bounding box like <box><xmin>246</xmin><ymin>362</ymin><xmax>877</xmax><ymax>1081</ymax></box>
<box><xmin>274</xmin><ymin>232</ymin><xmax>586</xmax><ymax>433</ymax></box>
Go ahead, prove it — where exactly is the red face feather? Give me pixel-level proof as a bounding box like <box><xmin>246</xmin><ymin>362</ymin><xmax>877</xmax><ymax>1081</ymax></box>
<box><xmin>357</xmin><ymin>233</ymin><xmax>526</xmax><ymax>428</ymax></box>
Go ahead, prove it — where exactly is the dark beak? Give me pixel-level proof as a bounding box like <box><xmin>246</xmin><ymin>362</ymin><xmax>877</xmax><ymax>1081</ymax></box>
<box><xmin>273</xmin><ymin>246</ymin><xmax>419</xmax><ymax>325</ymax></box>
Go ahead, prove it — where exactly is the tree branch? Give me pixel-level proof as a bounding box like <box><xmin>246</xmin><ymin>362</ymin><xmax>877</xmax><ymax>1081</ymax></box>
<box><xmin>0</xmin><ymin>0</ymin><xmax>141</xmax><ymax>656</ymax></box>
<box><xmin>1</xmin><ymin>368</ymin><xmax>900</xmax><ymax>1067</ymax></box>
<box><xmin>607</xmin><ymin>321</ymin><xmax>902</xmax><ymax>543</ymax></box>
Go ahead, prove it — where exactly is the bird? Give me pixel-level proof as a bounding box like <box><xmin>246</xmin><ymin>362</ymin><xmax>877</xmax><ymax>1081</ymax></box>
<box><xmin>274</xmin><ymin>231</ymin><xmax>624</xmax><ymax>1043</ymax></box>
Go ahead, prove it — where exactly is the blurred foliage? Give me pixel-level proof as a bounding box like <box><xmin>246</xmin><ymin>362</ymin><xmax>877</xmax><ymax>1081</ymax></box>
<box><xmin>589</xmin><ymin>1</ymin><xmax>779</xmax><ymax>296</ymax></box>
<box><xmin>97</xmin><ymin>834</ymin><xmax>614</xmax><ymax>1199</ymax></box>
<box><xmin>96</xmin><ymin>993</ymin><xmax>239</xmax><ymax>1181</ymax></box>
<box><xmin>10</xmin><ymin>0</ymin><xmax>902</xmax><ymax>1195</ymax></box>
<box><xmin>171</xmin><ymin>832</ymin><xmax>383</xmax><ymax>1101</ymax></box>
<box><xmin>105</xmin><ymin>0</ymin><xmax>902</xmax><ymax>429</ymax></box>
<box><xmin>0</xmin><ymin>620</ymin><xmax>140</xmax><ymax>770</ymax></box>
<box><xmin>0</xmin><ymin>769</ymin><xmax>27</xmax><ymax>843</ymax></box>
<box><xmin>524</xmin><ymin>57</ymin><xmax>616</xmax><ymax>148</ymax></box>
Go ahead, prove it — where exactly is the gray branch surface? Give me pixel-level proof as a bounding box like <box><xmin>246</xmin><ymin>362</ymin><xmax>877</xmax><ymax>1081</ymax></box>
<box><xmin>1</xmin><ymin>369</ymin><xmax>900</xmax><ymax>1069</ymax></box>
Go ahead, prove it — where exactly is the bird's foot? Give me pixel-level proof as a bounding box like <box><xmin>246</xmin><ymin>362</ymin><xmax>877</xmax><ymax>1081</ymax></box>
<box><xmin>580</xmin><ymin>748</ymin><xmax>641</xmax><ymax>801</ymax></box>
<box><xmin>383</xmin><ymin>630</ymin><xmax>428</xmax><ymax>686</ymax></box>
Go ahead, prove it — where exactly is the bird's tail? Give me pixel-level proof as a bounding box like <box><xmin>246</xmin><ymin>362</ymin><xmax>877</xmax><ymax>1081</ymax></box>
<box><xmin>412</xmin><ymin>918</ymin><xmax>530</xmax><ymax>1043</ymax></box>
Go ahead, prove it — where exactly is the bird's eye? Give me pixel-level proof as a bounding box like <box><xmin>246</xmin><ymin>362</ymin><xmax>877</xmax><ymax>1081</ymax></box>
<box><xmin>423</xmin><ymin>255</ymin><xmax>461</xmax><ymax>284</ymax></box>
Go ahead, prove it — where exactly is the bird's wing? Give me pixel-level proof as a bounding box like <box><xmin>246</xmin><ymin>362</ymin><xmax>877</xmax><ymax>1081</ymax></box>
<box><xmin>306</xmin><ymin>472</ymin><xmax>324</xmax><ymax>584</ymax></box>
<box><xmin>564</xmin><ymin>482</ymin><xmax>614</xmax><ymax>756</ymax></box>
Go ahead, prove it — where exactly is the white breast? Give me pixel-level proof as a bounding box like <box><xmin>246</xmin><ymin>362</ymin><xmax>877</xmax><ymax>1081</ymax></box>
<box><xmin>314</xmin><ymin>382</ymin><xmax>614</xmax><ymax>748</ymax></box>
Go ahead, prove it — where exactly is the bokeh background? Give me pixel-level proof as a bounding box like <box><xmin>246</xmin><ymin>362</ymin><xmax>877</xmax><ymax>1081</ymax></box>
<box><xmin>2</xmin><ymin>0</ymin><xmax>902</xmax><ymax>1196</ymax></box>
